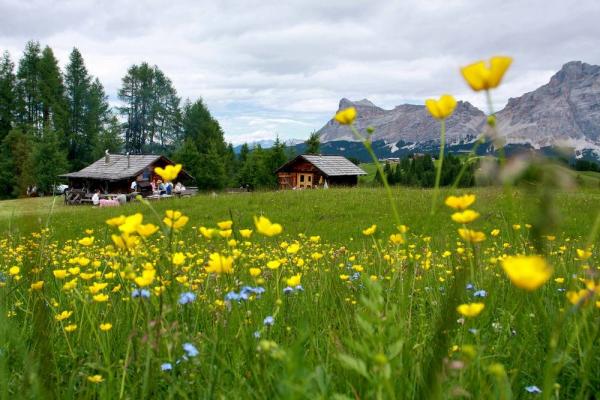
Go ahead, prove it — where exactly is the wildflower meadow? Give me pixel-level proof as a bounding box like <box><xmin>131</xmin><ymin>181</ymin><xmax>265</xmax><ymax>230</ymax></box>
<box><xmin>0</xmin><ymin>57</ymin><xmax>598</xmax><ymax>399</ymax></box>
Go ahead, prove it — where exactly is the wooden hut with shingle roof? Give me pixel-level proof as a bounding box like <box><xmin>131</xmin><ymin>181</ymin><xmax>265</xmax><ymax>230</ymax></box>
<box><xmin>275</xmin><ymin>154</ymin><xmax>366</xmax><ymax>189</ymax></box>
<box><xmin>60</xmin><ymin>152</ymin><xmax>193</xmax><ymax>194</ymax></box>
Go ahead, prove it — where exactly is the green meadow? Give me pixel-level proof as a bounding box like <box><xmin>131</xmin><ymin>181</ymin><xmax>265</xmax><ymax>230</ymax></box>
<box><xmin>0</xmin><ymin>186</ymin><xmax>599</xmax><ymax>399</ymax></box>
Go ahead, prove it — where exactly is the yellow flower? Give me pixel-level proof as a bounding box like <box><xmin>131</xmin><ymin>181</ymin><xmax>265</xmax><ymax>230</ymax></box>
<box><xmin>78</xmin><ymin>237</ymin><xmax>94</xmax><ymax>246</ymax></box>
<box><xmin>64</xmin><ymin>324</ymin><xmax>77</xmax><ymax>332</ymax></box>
<box><xmin>456</xmin><ymin>302</ymin><xmax>485</xmax><ymax>317</ymax></box>
<box><xmin>30</xmin><ymin>281</ymin><xmax>44</xmax><ymax>290</ymax></box>
<box><xmin>576</xmin><ymin>248</ymin><xmax>592</xmax><ymax>261</ymax></box>
<box><xmin>218</xmin><ymin>229</ymin><xmax>232</xmax><ymax>238</ymax></box>
<box><xmin>239</xmin><ymin>229</ymin><xmax>253</xmax><ymax>238</ymax></box>
<box><xmin>451</xmin><ymin>210</ymin><xmax>480</xmax><ymax>224</ymax></box>
<box><xmin>490</xmin><ymin>229</ymin><xmax>500</xmax><ymax>237</ymax></box>
<box><xmin>106</xmin><ymin>215</ymin><xmax>126</xmax><ymax>227</ymax></box>
<box><xmin>362</xmin><ymin>224</ymin><xmax>377</xmax><ymax>236</ymax></box>
<box><xmin>136</xmin><ymin>223</ymin><xmax>159</xmax><ymax>238</ymax></box>
<box><xmin>310</xmin><ymin>235</ymin><xmax>321</xmax><ymax>243</ymax></box>
<box><xmin>339</xmin><ymin>274</ymin><xmax>350</xmax><ymax>281</ymax></box>
<box><xmin>254</xmin><ymin>216</ymin><xmax>283</xmax><ymax>237</ymax></box>
<box><xmin>311</xmin><ymin>252</ymin><xmax>323</xmax><ymax>261</ymax></box>
<box><xmin>93</xmin><ymin>293</ymin><xmax>109</xmax><ymax>302</ymax></box>
<box><xmin>53</xmin><ymin>269</ymin><xmax>68</xmax><ymax>279</ymax></box>
<box><xmin>55</xmin><ymin>310</ymin><xmax>73</xmax><ymax>321</ymax></box>
<box><xmin>334</xmin><ymin>106</ymin><xmax>357</xmax><ymax>125</ymax></box>
<box><xmin>9</xmin><ymin>266</ymin><xmax>19</xmax><ymax>276</ymax></box>
<box><xmin>206</xmin><ymin>253</ymin><xmax>234</xmax><ymax>274</ymax></box>
<box><xmin>154</xmin><ymin>164</ymin><xmax>182</xmax><ymax>182</ymax></box>
<box><xmin>566</xmin><ymin>289</ymin><xmax>590</xmax><ymax>305</ymax></box>
<box><xmin>512</xmin><ymin>224</ymin><xmax>521</xmax><ymax>230</ymax></box>
<box><xmin>389</xmin><ymin>234</ymin><xmax>404</xmax><ymax>245</ymax></box>
<box><xmin>164</xmin><ymin>210</ymin><xmax>189</xmax><ymax>230</ymax></box>
<box><xmin>249</xmin><ymin>268</ymin><xmax>262</xmax><ymax>277</ymax></box>
<box><xmin>118</xmin><ymin>213</ymin><xmax>144</xmax><ymax>234</ymax></box>
<box><xmin>286</xmin><ymin>274</ymin><xmax>302</xmax><ymax>287</ymax></box>
<box><xmin>88</xmin><ymin>282</ymin><xmax>108</xmax><ymax>294</ymax></box>
<box><xmin>501</xmin><ymin>255</ymin><xmax>552</xmax><ymax>291</ymax></box>
<box><xmin>267</xmin><ymin>260</ymin><xmax>281</xmax><ymax>270</ymax></box>
<box><xmin>425</xmin><ymin>94</ymin><xmax>457</xmax><ymax>120</ymax></box>
<box><xmin>217</xmin><ymin>220</ymin><xmax>233</xmax><ymax>230</ymax></box>
<box><xmin>460</xmin><ymin>56</ymin><xmax>513</xmax><ymax>91</ymax></box>
<box><xmin>445</xmin><ymin>194</ymin><xmax>476</xmax><ymax>210</ymax></box>
<box><xmin>112</xmin><ymin>233</ymin><xmax>138</xmax><ymax>250</ymax></box>
<box><xmin>458</xmin><ymin>228</ymin><xmax>486</xmax><ymax>243</ymax></box>
<box><xmin>287</xmin><ymin>243</ymin><xmax>300</xmax><ymax>254</ymax></box>
<box><xmin>172</xmin><ymin>252</ymin><xmax>186</xmax><ymax>266</ymax></box>
<box><xmin>99</xmin><ymin>323</ymin><xmax>112</xmax><ymax>331</ymax></box>
<box><xmin>134</xmin><ymin>269</ymin><xmax>156</xmax><ymax>287</ymax></box>
<box><xmin>199</xmin><ymin>226</ymin><xmax>216</xmax><ymax>239</ymax></box>
<box><xmin>87</xmin><ymin>374</ymin><xmax>104</xmax><ymax>383</ymax></box>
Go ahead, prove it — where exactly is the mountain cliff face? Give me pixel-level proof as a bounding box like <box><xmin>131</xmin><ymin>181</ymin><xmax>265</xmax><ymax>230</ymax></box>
<box><xmin>317</xmin><ymin>61</ymin><xmax>600</xmax><ymax>157</ymax></box>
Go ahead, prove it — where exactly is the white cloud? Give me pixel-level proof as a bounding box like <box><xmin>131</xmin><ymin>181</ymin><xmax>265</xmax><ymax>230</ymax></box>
<box><xmin>1</xmin><ymin>0</ymin><xmax>599</xmax><ymax>143</ymax></box>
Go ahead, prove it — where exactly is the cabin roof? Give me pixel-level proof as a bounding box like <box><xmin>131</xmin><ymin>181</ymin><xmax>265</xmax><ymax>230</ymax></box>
<box><xmin>276</xmin><ymin>154</ymin><xmax>367</xmax><ymax>177</ymax></box>
<box><xmin>60</xmin><ymin>154</ymin><xmax>190</xmax><ymax>181</ymax></box>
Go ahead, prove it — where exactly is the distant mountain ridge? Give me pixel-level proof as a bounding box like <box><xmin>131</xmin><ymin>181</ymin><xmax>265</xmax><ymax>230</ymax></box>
<box><xmin>316</xmin><ymin>61</ymin><xmax>600</xmax><ymax>159</ymax></box>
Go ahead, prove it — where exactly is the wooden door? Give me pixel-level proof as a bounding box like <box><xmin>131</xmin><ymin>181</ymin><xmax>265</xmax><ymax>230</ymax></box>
<box><xmin>298</xmin><ymin>173</ymin><xmax>313</xmax><ymax>188</ymax></box>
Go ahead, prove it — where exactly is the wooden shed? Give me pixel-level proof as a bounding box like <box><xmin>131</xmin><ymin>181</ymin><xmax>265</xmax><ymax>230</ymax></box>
<box><xmin>275</xmin><ymin>154</ymin><xmax>367</xmax><ymax>189</ymax></box>
<box><xmin>60</xmin><ymin>153</ymin><xmax>193</xmax><ymax>195</ymax></box>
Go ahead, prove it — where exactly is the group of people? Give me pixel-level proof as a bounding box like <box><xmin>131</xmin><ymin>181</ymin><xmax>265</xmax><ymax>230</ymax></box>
<box><xmin>129</xmin><ymin>179</ymin><xmax>186</xmax><ymax>196</ymax></box>
<box><xmin>91</xmin><ymin>189</ymin><xmax>127</xmax><ymax>207</ymax></box>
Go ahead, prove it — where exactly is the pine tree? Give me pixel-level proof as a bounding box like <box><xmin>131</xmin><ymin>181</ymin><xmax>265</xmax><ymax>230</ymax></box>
<box><xmin>64</xmin><ymin>48</ymin><xmax>92</xmax><ymax>166</ymax></box>
<box><xmin>305</xmin><ymin>131</ymin><xmax>320</xmax><ymax>154</ymax></box>
<box><xmin>97</xmin><ymin>116</ymin><xmax>123</xmax><ymax>157</ymax></box>
<box><xmin>16</xmin><ymin>41</ymin><xmax>42</xmax><ymax>130</ymax></box>
<box><xmin>38</xmin><ymin>46</ymin><xmax>67</xmax><ymax>134</ymax></box>
<box><xmin>31</xmin><ymin>129</ymin><xmax>68</xmax><ymax>194</ymax></box>
<box><xmin>0</xmin><ymin>128</ymin><xmax>34</xmax><ymax>197</ymax></box>
<box><xmin>0</xmin><ymin>51</ymin><xmax>16</xmax><ymax>142</ymax></box>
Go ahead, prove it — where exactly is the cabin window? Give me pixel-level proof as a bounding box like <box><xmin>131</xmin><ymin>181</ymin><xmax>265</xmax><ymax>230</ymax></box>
<box><xmin>308</xmin><ymin>175</ymin><xmax>312</xmax><ymax>182</ymax></box>
<box><xmin>143</xmin><ymin>168</ymin><xmax>151</xmax><ymax>180</ymax></box>
<box><xmin>300</xmin><ymin>175</ymin><xmax>305</xmax><ymax>182</ymax></box>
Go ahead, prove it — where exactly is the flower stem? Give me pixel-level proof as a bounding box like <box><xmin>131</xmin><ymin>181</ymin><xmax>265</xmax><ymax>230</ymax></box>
<box><xmin>431</xmin><ymin>120</ymin><xmax>446</xmax><ymax>215</ymax></box>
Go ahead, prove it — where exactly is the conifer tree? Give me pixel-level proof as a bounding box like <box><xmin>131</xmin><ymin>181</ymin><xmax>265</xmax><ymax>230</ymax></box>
<box><xmin>0</xmin><ymin>51</ymin><xmax>16</xmax><ymax>142</ymax></box>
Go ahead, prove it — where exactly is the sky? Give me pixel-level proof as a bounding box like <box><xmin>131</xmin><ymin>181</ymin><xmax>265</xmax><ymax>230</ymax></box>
<box><xmin>1</xmin><ymin>0</ymin><xmax>600</xmax><ymax>144</ymax></box>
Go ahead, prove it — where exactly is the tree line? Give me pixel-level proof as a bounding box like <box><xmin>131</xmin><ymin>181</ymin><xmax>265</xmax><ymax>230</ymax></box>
<box><xmin>0</xmin><ymin>41</ymin><xmax>307</xmax><ymax>198</ymax></box>
<box><xmin>375</xmin><ymin>153</ymin><xmax>475</xmax><ymax>187</ymax></box>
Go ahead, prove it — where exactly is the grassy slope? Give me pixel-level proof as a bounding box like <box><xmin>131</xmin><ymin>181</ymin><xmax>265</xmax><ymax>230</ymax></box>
<box><xmin>2</xmin><ymin>186</ymin><xmax>599</xmax><ymax>244</ymax></box>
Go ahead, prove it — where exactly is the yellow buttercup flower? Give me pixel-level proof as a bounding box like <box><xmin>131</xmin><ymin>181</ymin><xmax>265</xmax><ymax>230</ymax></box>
<box><xmin>106</xmin><ymin>215</ymin><xmax>126</xmax><ymax>227</ymax></box>
<box><xmin>199</xmin><ymin>226</ymin><xmax>215</xmax><ymax>239</ymax></box>
<box><xmin>118</xmin><ymin>213</ymin><xmax>144</xmax><ymax>234</ymax></box>
<box><xmin>445</xmin><ymin>194</ymin><xmax>476</xmax><ymax>210</ymax></box>
<box><xmin>389</xmin><ymin>234</ymin><xmax>404</xmax><ymax>245</ymax></box>
<box><xmin>53</xmin><ymin>269</ymin><xmax>68</xmax><ymax>279</ymax></box>
<box><xmin>205</xmin><ymin>253</ymin><xmax>234</xmax><ymax>274</ymax></box>
<box><xmin>93</xmin><ymin>293</ymin><xmax>109</xmax><ymax>302</ymax></box>
<box><xmin>87</xmin><ymin>374</ymin><xmax>104</xmax><ymax>383</ymax></box>
<box><xmin>451</xmin><ymin>210</ymin><xmax>480</xmax><ymax>224</ymax></box>
<box><xmin>64</xmin><ymin>324</ymin><xmax>77</xmax><ymax>332</ymax></box>
<box><xmin>267</xmin><ymin>260</ymin><xmax>281</xmax><ymax>270</ymax></box>
<box><xmin>78</xmin><ymin>237</ymin><xmax>94</xmax><ymax>246</ymax></box>
<box><xmin>99</xmin><ymin>323</ymin><xmax>112</xmax><ymax>331</ymax></box>
<box><xmin>334</xmin><ymin>107</ymin><xmax>357</xmax><ymax>125</ymax></box>
<box><xmin>458</xmin><ymin>228</ymin><xmax>486</xmax><ymax>243</ymax></box>
<box><xmin>460</xmin><ymin>56</ymin><xmax>513</xmax><ymax>91</ymax></box>
<box><xmin>490</xmin><ymin>229</ymin><xmax>500</xmax><ymax>237</ymax></box>
<box><xmin>88</xmin><ymin>282</ymin><xmax>108</xmax><ymax>294</ymax></box>
<box><xmin>172</xmin><ymin>252</ymin><xmax>186</xmax><ymax>266</ymax></box>
<box><xmin>287</xmin><ymin>243</ymin><xmax>300</xmax><ymax>254</ymax></box>
<box><xmin>362</xmin><ymin>224</ymin><xmax>377</xmax><ymax>236</ymax></box>
<box><xmin>457</xmin><ymin>302</ymin><xmax>485</xmax><ymax>317</ymax></box>
<box><xmin>164</xmin><ymin>210</ymin><xmax>189</xmax><ymax>230</ymax></box>
<box><xmin>9</xmin><ymin>266</ymin><xmax>20</xmax><ymax>276</ymax></box>
<box><xmin>286</xmin><ymin>274</ymin><xmax>302</xmax><ymax>287</ymax></box>
<box><xmin>112</xmin><ymin>233</ymin><xmax>139</xmax><ymax>251</ymax></box>
<box><xmin>55</xmin><ymin>310</ymin><xmax>73</xmax><ymax>321</ymax></box>
<box><xmin>566</xmin><ymin>289</ymin><xmax>590</xmax><ymax>305</ymax></box>
<box><xmin>576</xmin><ymin>248</ymin><xmax>592</xmax><ymax>261</ymax></box>
<box><xmin>217</xmin><ymin>220</ymin><xmax>233</xmax><ymax>230</ymax></box>
<box><xmin>425</xmin><ymin>94</ymin><xmax>457</xmax><ymax>120</ymax></box>
<box><xmin>239</xmin><ymin>229</ymin><xmax>253</xmax><ymax>238</ymax></box>
<box><xmin>219</xmin><ymin>229</ymin><xmax>232</xmax><ymax>238</ymax></box>
<box><xmin>254</xmin><ymin>216</ymin><xmax>283</xmax><ymax>237</ymax></box>
<box><xmin>134</xmin><ymin>269</ymin><xmax>156</xmax><ymax>287</ymax></box>
<box><xmin>154</xmin><ymin>164</ymin><xmax>182</xmax><ymax>182</ymax></box>
<box><xmin>30</xmin><ymin>281</ymin><xmax>44</xmax><ymax>290</ymax></box>
<box><xmin>501</xmin><ymin>255</ymin><xmax>552</xmax><ymax>291</ymax></box>
<box><xmin>136</xmin><ymin>223</ymin><xmax>159</xmax><ymax>238</ymax></box>
<box><xmin>249</xmin><ymin>268</ymin><xmax>262</xmax><ymax>277</ymax></box>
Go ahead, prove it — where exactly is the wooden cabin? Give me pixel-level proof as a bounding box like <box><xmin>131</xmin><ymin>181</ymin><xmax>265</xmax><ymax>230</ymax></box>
<box><xmin>60</xmin><ymin>153</ymin><xmax>193</xmax><ymax>195</ymax></box>
<box><xmin>275</xmin><ymin>155</ymin><xmax>367</xmax><ymax>189</ymax></box>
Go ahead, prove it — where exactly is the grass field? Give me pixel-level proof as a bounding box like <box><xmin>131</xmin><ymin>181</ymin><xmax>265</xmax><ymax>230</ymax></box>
<box><xmin>0</xmin><ymin>186</ymin><xmax>599</xmax><ymax>399</ymax></box>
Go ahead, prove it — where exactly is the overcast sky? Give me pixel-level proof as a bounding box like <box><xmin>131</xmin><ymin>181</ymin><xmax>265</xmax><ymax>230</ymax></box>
<box><xmin>1</xmin><ymin>0</ymin><xmax>599</xmax><ymax>144</ymax></box>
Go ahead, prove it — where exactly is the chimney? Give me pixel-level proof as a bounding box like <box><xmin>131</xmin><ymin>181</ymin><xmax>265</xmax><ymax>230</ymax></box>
<box><xmin>127</xmin><ymin>152</ymin><xmax>130</xmax><ymax>168</ymax></box>
<box><xmin>105</xmin><ymin>150</ymin><xmax>110</xmax><ymax>164</ymax></box>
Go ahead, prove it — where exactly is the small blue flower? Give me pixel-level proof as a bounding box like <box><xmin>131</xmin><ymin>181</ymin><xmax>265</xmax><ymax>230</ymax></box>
<box><xmin>466</xmin><ymin>283</ymin><xmax>474</xmax><ymax>290</ymax></box>
<box><xmin>525</xmin><ymin>385</ymin><xmax>541</xmax><ymax>394</ymax></box>
<box><xmin>225</xmin><ymin>291</ymin><xmax>241</xmax><ymax>301</ymax></box>
<box><xmin>283</xmin><ymin>286</ymin><xmax>294</xmax><ymax>294</ymax></box>
<box><xmin>294</xmin><ymin>285</ymin><xmax>304</xmax><ymax>291</ymax></box>
<box><xmin>160</xmin><ymin>362</ymin><xmax>173</xmax><ymax>371</ymax></box>
<box><xmin>350</xmin><ymin>272</ymin><xmax>361</xmax><ymax>281</ymax></box>
<box><xmin>473</xmin><ymin>290</ymin><xmax>487</xmax><ymax>298</ymax></box>
<box><xmin>253</xmin><ymin>331</ymin><xmax>261</xmax><ymax>339</ymax></box>
<box><xmin>178</xmin><ymin>292</ymin><xmax>196</xmax><ymax>305</ymax></box>
<box><xmin>263</xmin><ymin>316</ymin><xmax>275</xmax><ymax>326</ymax></box>
<box><xmin>182</xmin><ymin>342</ymin><xmax>199</xmax><ymax>357</ymax></box>
<box><xmin>468</xmin><ymin>328</ymin><xmax>478</xmax><ymax>335</ymax></box>
<box><xmin>132</xmin><ymin>289</ymin><xmax>150</xmax><ymax>299</ymax></box>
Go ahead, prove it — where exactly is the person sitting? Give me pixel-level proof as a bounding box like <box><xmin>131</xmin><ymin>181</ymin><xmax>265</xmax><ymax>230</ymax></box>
<box><xmin>174</xmin><ymin>182</ymin><xmax>185</xmax><ymax>194</ymax></box>
<box><xmin>116</xmin><ymin>193</ymin><xmax>127</xmax><ymax>205</ymax></box>
<box><xmin>130</xmin><ymin>180</ymin><xmax>137</xmax><ymax>193</ymax></box>
<box><xmin>158</xmin><ymin>180</ymin><xmax>166</xmax><ymax>195</ymax></box>
<box><xmin>151</xmin><ymin>179</ymin><xmax>157</xmax><ymax>195</ymax></box>
<box><xmin>166</xmin><ymin>182</ymin><xmax>173</xmax><ymax>195</ymax></box>
<box><xmin>92</xmin><ymin>189</ymin><xmax>100</xmax><ymax>206</ymax></box>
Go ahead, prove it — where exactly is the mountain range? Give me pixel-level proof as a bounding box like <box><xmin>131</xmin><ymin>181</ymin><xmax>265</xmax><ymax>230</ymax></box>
<box><xmin>316</xmin><ymin>61</ymin><xmax>600</xmax><ymax>160</ymax></box>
